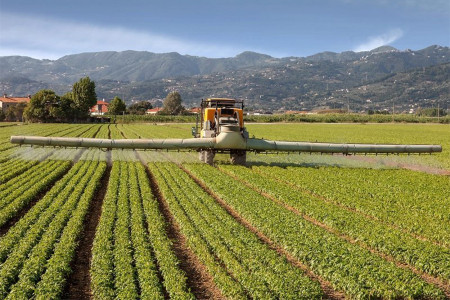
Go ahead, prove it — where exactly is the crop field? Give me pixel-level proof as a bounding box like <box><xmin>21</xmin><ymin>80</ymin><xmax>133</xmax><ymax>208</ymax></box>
<box><xmin>0</xmin><ymin>122</ymin><xmax>449</xmax><ymax>299</ymax></box>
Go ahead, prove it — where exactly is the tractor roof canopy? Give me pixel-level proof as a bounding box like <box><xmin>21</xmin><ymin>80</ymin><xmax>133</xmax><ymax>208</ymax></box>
<box><xmin>204</xmin><ymin>98</ymin><xmax>243</xmax><ymax>108</ymax></box>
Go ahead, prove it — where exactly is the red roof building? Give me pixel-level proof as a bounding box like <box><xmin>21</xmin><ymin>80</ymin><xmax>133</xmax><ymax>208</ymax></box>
<box><xmin>189</xmin><ymin>107</ymin><xmax>201</xmax><ymax>114</ymax></box>
<box><xmin>90</xmin><ymin>100</ymin><xmax>109</xmax><ymax>115</ymax></box>
<box><xmin>145</xmin><ymin>107</ymin><xmax>163</xmax><ymax>115</ymax></box>
<box><xmin>0</xmin><ymin>95</ymin><xmax>31</xmax><ymax>111</ymax></box>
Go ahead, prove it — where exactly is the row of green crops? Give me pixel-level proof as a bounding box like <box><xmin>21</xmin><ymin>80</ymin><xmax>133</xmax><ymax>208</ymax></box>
<box><xmin>109</xmin><ymin>124</ymin><xmax>125</xmax><ymax>139</ymax></box>
<box><xmin>185</xmin><ymin>163</ymin><xmax>445</xmax><ymax>299</ymax></box>
<box><xmin>251</xmin><ymin>165</ymin><xmax>450</xmax><ymax>247</ymax></box>
<box><xmin>150</xmin><ymin>162</ymin><xmax>324</xmax><ymax>299</ymax></box>
<box><xmin>0</xmin><ymin>124</ymin><xmax>76</xmax><ymax>152</ymax></box>
<box><xmin>121</xmin><ymin>124</ymin><xmax>192</xmax><ymax>139</ymax></box>
<box><xmin>91</xmin><ymin>160</ymin><xmax>193</xmax><ymax>299</ymax></box>
<box><xmin>0</xmin><ymin>158</ymin><xmax>41</xmax><ymax>183</ymax></box>
<box><xmin>0</xmin><ymin>160</ymin><xmax>105</xmax><ymax>299</ymax></box>
<box><xmin>0</xmin><ymin>160</ymin><xmax>72</xmax><ymax>227</ymax></box>
<box><xmin>114</xmin><ymin>123</ymin><xmax>192</xmax><ymax>140</ymax></box>
<box><xmin>219</xmin><ymin>164</ymin><xmax>450</xmax><ymax>282</ymax></box>
<box><xmin>0</xmin><ymin>125</ymin><xmax>100</xmax><ymax>180</ymax></box>
<box><xmin>95</xmin><ymin>123</ymin><xmax>110</xmax><ymax>139</ymax></box>
<box><xmin>0</xmin><ymin>124</ymin><xmax>105</xmax><ymax>228</ymax></box>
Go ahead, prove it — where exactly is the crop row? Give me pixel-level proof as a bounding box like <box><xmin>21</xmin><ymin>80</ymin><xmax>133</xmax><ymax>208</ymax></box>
<box><xmin>0</xmin><ymin>160</ymin><xmax>105</xmax><ymax>299</ymax></box>
<box><xmin>219</xmin><ymin>164</ymin><xmax>450</xmax><ymax>282</ymax></box>
<box><xmin>109</xmin><ymin>124</ymin><xmax>125</xmax><ymax>139</ymax></box>
<box><xmin>126</xmin><ymin>124</ymin><xmax>191</xmax><ymax>139</ymax></box>
<box><xmin>151</xmin><ymin>162</ymin><xmax>325</xmax><ymax>299</ymax></box>
<box><xmin>0</xmin><ymin>124</ymin><xmax>98</xmax><ymax>165</ymax></box>
<box><xmin>0</xmin><ymin>159</ymin><xmax>41</xmax><ymax>184</ymax></box>
<box><xmin>95</xmin><ymin>124</ymin><xmax>110</xmax><ymax>139</ymax></box>
<box><xmin>252</xmin><ymin>165</ymin><xmax>450</xmax><ymax>247</ymax></box>
<box><xmin>0</xmin><ymin>160</ymin><xmax>72</xmax><ymax>227</ymax></box>
<box><xmin>91</xmin><ymin>161</ymin><xmax>192</xmax><ymax>299</ymax></box>
<box><xmin>185</xmin><ymin>163</ymin><xmax>445</xmax><ymax>299</ymax></box>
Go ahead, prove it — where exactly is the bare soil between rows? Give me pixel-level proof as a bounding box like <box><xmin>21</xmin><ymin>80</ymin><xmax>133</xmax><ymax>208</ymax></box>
<box><xmin>0</xmin><ymin>158</ymin><xmax>76</xmax><ymax>237</ymax></box>
<box><xmin>250</xmin><ymin>166</ymin><xmax>445</xmax><ymax>248</ymax></box>
<box><xmin>181</xmin><ymin>164</ymin><xmax>346</xmax><ymax>300</ymax></box>
<box><xmin>221</xmin><ymin>167</ymin><xmax>450</xmax><ymax>297</ymax></box>
<box><xmin>63</xmin><ymin>162</ymin><xmax>111</xmax><ymax>299</ymax></box>
<box><xmin>139</xmin><ymin>155</ymin><xmax>224</xmax><ymax>299</ymax></box>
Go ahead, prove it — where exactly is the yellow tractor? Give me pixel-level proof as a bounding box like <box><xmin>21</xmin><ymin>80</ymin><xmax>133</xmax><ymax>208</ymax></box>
<box><xmin>193</xmin><ymin>98</ymin><xmax>248</xmax><ymax>165</ymax></box>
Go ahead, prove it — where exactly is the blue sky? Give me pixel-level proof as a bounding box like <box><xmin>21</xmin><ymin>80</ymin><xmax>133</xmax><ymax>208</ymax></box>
<box><xmin>1</xmin><ymin>0</ymin><xmax>449</xmax><ymax>59</ymax></box>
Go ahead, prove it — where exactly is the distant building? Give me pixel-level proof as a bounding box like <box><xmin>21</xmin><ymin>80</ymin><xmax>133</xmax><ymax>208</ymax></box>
<box><xmin>0</xmin><ymin>94</ymin><xmax>31</xmax><ymax>111</ymax></box>
<box><xmin>145</xmin><ymin>107</ymin><xmax>163</xmax><ymax>115</ymax></box>
<box><xmin>189</xmin><ymin>107</ymin><xmax>201</xmax><ymax>114</ymax></box>
<box><xmin>90</xmin><ymin>100</ymin><xmax>109</xmax><ymax>115</ymax></box>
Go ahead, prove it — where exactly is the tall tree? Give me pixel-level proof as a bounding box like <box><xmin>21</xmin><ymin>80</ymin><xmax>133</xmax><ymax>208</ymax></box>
<box><xmin>71</xmin><ymin>77</ymin><xmax>97</xmax><ymax>119</ymax></box>
<box><xmin>161</xmin><ymin>91</ymin><xmax>184</xmax><ymax>115</ymax></box>
<box><xmin>10</xmin><ymin>102</ymin><xmax>28</xmax><ymax>122</ymax></box>
<box><xmin>23</xmin><ymin>90</ymin><xmax>60</xmax><ymax>122</ymax></box>
<box><xmin>108</xmin><ymin>96</ymin><xmax>126</xmax><ymax>115</ymax></box>
<box><xmin>127</xmin><ymin>100</ymin><xmax>152</xmax><ymax>115</ymax></box>
<box><xmin>53</xmin><ymin>92</ymin><xmax>76</xmax><ymax>122</ymax></box>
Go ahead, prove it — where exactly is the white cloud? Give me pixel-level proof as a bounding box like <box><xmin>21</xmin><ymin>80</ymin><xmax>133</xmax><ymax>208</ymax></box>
<box><xmin>354</xmin><ymin>29</ymin><xmax>404</xmax><ymax>52</ymax></box>
<box><xmin>0</xmin><ymin>12</ymin><xmax>243</xmax><ymax>59</ymax></box>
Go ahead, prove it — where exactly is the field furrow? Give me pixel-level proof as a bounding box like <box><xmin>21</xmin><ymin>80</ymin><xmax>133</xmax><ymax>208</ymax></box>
<box><xmin>0</xmin><ymin>160</ymin><xmax>105</xmax><ymax>299</ymax></box>
<box><xmin>218</xmin><ymin>164</ymin><xmax>450</xmax><ymax>284</ymax></box>
<box><xmin>151</xmin><ymin>162</ymin><xmax>326</xmax><ymax>299</ymax></box>
<box><xmin>185</xmin><ymin>163</ymin><xmax>446</xmax><ymax>299</ymax></box>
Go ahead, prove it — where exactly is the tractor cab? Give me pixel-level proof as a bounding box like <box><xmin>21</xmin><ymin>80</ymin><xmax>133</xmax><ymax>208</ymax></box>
<box><xmin>193</xmin><ymin>98</ymin><xmax>248</xmax><ymax>165</ymax></box>
<box><xmin>194</xmin><ymin>98</ymin><xmax>245</xmax><ymax>138</ymax></box>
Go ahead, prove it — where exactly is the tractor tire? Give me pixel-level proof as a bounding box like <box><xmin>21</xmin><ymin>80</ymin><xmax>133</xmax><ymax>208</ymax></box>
<box><xmin>204</xmin><ymin>150</ymin><xmax>215</xmax><ymax>165</ymax></box>
<box><xmin>198</xmin><ymin>150</ymin><xmax>205</xmax><ymax>162</ymax></box>
<box><xmin>230</xmin><ymin>151</ymin><xmax>246</xmax><ymax>165</ymax></box>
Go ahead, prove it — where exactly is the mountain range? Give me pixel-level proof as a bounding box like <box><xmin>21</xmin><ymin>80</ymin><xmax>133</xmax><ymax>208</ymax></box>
<box><xmin>0</xmin><ymin>45</ymin><xmax>449</xmax><ymax>112</ymax></box>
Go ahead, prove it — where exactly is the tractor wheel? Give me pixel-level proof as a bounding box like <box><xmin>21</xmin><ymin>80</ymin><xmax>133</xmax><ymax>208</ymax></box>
<box><xmin>198</xmin><ymin>150</ymin><xmax>205</xmax><ymax>162</ymax></box>
<box><xmin>204</xmin><ymin>150</ymin><xmax>215</xmax><ymax>165</ymax></box>
<box><xmin>230</xmin><ymin>151</ymin><xmax>246</xmax><ymax>165</ymax></box>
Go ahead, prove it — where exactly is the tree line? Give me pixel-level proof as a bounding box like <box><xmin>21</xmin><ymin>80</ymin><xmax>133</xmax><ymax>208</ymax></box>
<box><xmin>1</xmin><ymin>77</ymin><xmax>98</xmax><ymax>122</ymax></box>
<box><xmin>0</xmin><ymin>77</ymin><xmax>188</xmax><ymax>122</ymax></box>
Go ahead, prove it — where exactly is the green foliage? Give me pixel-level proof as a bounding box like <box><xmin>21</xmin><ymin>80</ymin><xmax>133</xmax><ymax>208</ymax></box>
<box><xmin>108</xmin><ymin>96</ymin><xmax>126</xmax><ymax>116</ymax></box>
<box><xmin>127</xmin><ymin>100</ymin><xmax>152</xmax><ymax>115</ymax></box>
<box><xmin>35</xmin><ymin>162</ymin><xmax>106</xmax><ymax>299</ymax></box>
<box><xmin>52</xmin><ymin>93</ymin><xmax>77</xmax><ymax>122</ymax></box>
<box><xmin>161</xmin><ymin>91</ymin><xmax>185</xmax><ymax>115</ymax></box>
<box><xmin>416</xmin><ymin>107</ymin><xmax>447</xmax><ymax>117</ymax></box>
<box><xmin>0</xmin><ymin>123</ymin><xmax>448</xmax><ymax>299</ymax></box>
<box><xmin>3</xmin><ymin>102</ymin><xmax>27</xmax><ymax>122</ymax></box>
<box><xmin>91</xmin><ymin>161</ymin><xmax>192</xmax><ymax>299</ymax></box>
<box><xmin>114</xmin><ymin>113</ymin><xmax>449</xmax><ymax>124</ymax></box>
<box><xmin>118</xmin><ymin>114</ymin><xmax>196</xmax><ymax>123</ymax></box>
<box><xmin>0</xmin><ymin>161</ymin><xmax>71</xmax><ymax>227</ymax></box>
<box><xmin>24</xmin><ymin>90</ymin><xmax>60</xmax><ymax>122</ymax></box>
<box><xmin>150</xmin><ymin>162</ymin><xmax>324</xmax><ymax>299</ymax></box>
<box><xmin>0</xmin><ymin>161</ymin><xmax>103</xmax><ymax>298</ymax></box>
<box><xmin>221</xmin><ymin>164</ymin><xmax>450</xmax><ymax>280</ymax></box>
<box><xmin>186</xmin><ymin>163</ymin><xmax>446</xmax><ymax>299</ymax></box>
<box><xmin>71</xmin><ymin>76</ymin><xmax>97</xmax><ymax>119</ymax></box>
<box><xmin>22</xmin><ymin>77</ymin><xmax>99</xmax><ymax>123</ymax></box>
